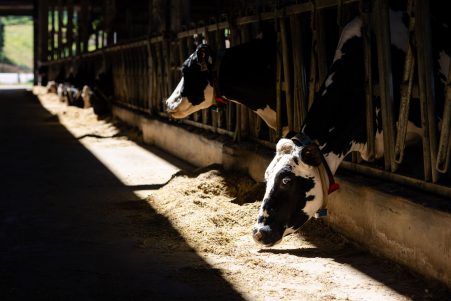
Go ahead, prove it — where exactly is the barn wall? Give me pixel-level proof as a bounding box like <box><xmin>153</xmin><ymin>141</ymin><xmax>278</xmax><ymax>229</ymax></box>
<box><xmin>112</xmin><ymin>104</ymin><xmax>451</xmax><ymax>289</ymax></box>
<box><xmin>328</xmin><ymin>177</ymin><xmax>451</xmax><ymax>289</ymax></box>
<box><xmin>113</xmin><ymin>105</ymin><xmax>224</xmax><ymax>167</ymax></box>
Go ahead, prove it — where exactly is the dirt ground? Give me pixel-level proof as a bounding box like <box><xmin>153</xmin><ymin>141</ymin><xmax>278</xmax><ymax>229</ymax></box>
<box><xmin>29</xmin><ymin>87</ymin><xmax>450</xmax><ymax>300</ymax></box>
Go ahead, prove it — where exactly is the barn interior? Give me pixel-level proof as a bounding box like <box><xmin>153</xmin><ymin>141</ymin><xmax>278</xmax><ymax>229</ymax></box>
<box><xmin>1</xmin><ymin>0</ymin><xmax>450</xmax><ymax>299</ymax></box>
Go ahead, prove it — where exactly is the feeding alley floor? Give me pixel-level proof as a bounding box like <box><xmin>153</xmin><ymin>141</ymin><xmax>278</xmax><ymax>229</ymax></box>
<box><xmin>0</xmin><ymin>87</ymin><xmax>449</xmax><ymax>300</ymax></box>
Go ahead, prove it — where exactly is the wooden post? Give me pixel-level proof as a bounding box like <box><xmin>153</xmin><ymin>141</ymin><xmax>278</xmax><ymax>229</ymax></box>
<box><xmin>37</xmin><ymin>0</ymin><xmax>49</xmax><ymax>83</ymax></box>
<box><xmin>50</xmin><ymin>4</ymin><xmax>55</xmax><ymax>60</ymax></box>
<box><xmin>75</xmin><ymin>4</ymin><xmax>81</xmax><ymax>55</ymax></box>
<box><xmin>57</xmin><ymin>0</ymin><xmax>64</xmax><ymax>59</ymax></box>
<box><xmin>66</xmin><ymin>0</ymin><xmax>74</xmax><ymax>57</ymax></box>
<box><xmin>80</xmin><ymin>0</ymin><xmax>89</xmax><ymax>53</ymax></box>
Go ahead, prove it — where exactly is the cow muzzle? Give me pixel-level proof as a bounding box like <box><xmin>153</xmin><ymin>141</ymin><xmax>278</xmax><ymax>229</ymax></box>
<box><xmin>252</xmin><ymin>225</ymin><xmax>282</xmax><ymax>247</ymax></box>
<box><xmin>166</xmin><ymin>97</ymin><xmax>193</xmax><ymax>118</ymax></box>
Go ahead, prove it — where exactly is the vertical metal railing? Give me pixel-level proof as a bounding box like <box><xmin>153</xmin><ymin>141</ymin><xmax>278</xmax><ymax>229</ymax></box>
<box><xmin>374</xmin><ymin>0</ymin><xmax>397</xmax><ymax>172</ymax></box>
<box><xmin>416</xmin><ymin>0</ymin><xmax>439</xmax><ymax>183</ymax></box>
<box><xmin>42</xmin><ymin>0</ymin><xmax>450</xmax><ymax>198</ymax></box>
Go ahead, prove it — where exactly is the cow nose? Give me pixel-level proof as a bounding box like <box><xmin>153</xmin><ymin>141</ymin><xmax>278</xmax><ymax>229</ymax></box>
<box><xmin>253</xmin><ymin>228</ymin><xmax>263</xmax><ymax>242</ymax></box>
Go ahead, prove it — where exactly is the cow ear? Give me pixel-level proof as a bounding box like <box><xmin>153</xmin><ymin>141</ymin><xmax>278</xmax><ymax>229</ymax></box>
<box><xmin>276</xmin><ymin>138</ymin><xmax>295</xmax><ymax>155</ymax></box>
<box><xmin>196</xmin><ymin>47</ymin><xmax>207</xmax><ymax>62</ymax></box>
<box><xmin>195</xmin><ymin>45</ymin><xmax>211</xmax><ymax>71</ymax></box>
<box><xmin>300</xmin><ymin>144</ymin><xmax>322</xmax><ymax>166</ymax></box>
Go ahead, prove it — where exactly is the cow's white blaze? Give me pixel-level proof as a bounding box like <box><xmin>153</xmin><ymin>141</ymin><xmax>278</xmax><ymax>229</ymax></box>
<box><xmin>166</xmin><ymin>78</ymin><xmax>215</xmax><ymax>118</ymax></box>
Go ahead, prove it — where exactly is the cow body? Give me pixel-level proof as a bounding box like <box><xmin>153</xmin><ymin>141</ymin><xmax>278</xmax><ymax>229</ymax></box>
<box><xmin>253</xmin><ymin>9</ymin><xmax>450</xmax><ymax>247</ymax></box>
<box><xmin>166</xmin><ymin>39</ymin><xmax>278</xmax><ymax>129</ymax></box>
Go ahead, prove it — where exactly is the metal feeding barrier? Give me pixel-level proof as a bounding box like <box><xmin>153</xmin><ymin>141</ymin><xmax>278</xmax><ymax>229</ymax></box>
<box><xmin>43</xmin><ymin>0</ymin><xmax>450</xmax><ymax>198</ymax></box>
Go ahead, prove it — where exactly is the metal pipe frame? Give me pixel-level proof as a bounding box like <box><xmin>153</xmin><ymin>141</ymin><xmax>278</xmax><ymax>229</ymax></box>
<box><xmin>415</xmin><ymin>0</ymin><xmax>439</xmax><ymax>183</ymax></box>
<box><xmin>40</xmin><ymin>0</ymin><xmax>450</xmax><ymax>198</ymax></box>
<box><xmin>373</xmin><ymin>0</ymin><xmax>397</xmax><ymax>172</ymax></box>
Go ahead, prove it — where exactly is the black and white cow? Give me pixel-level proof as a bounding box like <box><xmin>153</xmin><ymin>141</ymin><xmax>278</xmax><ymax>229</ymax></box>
<box><xmin>165</xmin><ymin>38</ymin><xmax>278</xmax><ymax>129</ymax></box>
<box><xmin>252</xmin><ymin>10</ymin><xmax>450</xmax><ymax>246</ymax></box>
<box><xmin>57</xmin><ymin>83</ymin><xmax>83</xmax><ymax>107</ymax></box>
<box><xmin>81</xmin><ymin>69</ymin><xmax>113</xmax><ymax>116</ymax></box>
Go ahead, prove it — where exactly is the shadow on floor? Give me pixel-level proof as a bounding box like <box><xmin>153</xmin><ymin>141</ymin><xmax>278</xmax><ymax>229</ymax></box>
<box><xmin>0</xmin><ymin>89</ymin><xmax>245</xmax><ymax>301</ymax></box>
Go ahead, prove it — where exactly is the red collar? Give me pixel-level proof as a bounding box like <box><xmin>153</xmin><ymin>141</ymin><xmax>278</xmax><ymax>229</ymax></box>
<box><xmin>215</xmin><ymin>96</ymin><xmax>228</xmax><ymax>105</ymax></box>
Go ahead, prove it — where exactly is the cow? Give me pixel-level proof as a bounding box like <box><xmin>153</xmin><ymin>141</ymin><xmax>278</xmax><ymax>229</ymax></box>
<box><xmin>57</xmin><ymin>83</ymin><xmax>83</xmax><ymax>108</ymax></box>
<box><xmin>81</xmin><ymin>84</ymin><xmax>111</xmax><ymax>116</ymax></box>
<box><xmin>46</xmin><ymin>81</ymin><xmax>57</xmax><ymax>94</ymax></box>
<box><xmin>252</xmin><ymin>9</ymin><xmax>450</xmax><ymax>247</ymax></box>
<box><xmin>165</xmin><ymin>38</ymin><xmax>279</xmax><ymax>130</ymax></box>
<box><xmin>86</xmin><ymin>69</ymin><xmax>114</xmax><ymax>116</ymax></box>
<box><xmin>54</xmin><ymin>62</ymin><xmax>112</xmax><ymax>116</ymax></box>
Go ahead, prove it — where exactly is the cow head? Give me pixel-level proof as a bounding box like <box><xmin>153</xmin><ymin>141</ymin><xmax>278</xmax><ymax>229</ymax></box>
<box><xmin>166</xmin><ymin>44</ymin><xmax>216</xmax><ymax>118</ymax></box>
<box><xmin>253</xmin><ymin>134</ymin><xmax>325</xmax><ymax>247</ymax></box>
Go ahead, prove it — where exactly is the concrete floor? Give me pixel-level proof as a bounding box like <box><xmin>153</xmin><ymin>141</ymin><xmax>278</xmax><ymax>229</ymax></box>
<box><xmin>0</xmin><ymin>89</ymin><xmax>245</xmax><ymax>300</ymax></box>
<box><xmin>1</xmin><ymin>89</ymin><xmax>450</xmax><ymax>301</ymax></box>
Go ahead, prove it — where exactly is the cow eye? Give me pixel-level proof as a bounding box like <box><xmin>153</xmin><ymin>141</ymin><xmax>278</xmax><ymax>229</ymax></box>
<box><xmin>280</xmin><ymin>177</ymin><xmax>292</xmax><ymax>189</ymax></box>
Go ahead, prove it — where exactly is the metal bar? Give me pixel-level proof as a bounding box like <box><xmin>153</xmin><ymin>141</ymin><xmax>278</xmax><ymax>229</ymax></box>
<box><xmin>373</xmin><ymin>0</ymin><xmax>397</xmax><ymax>172</ymax></box>
<box><xmin>361</xmin><ymin>6</ymin><xmax>375</xmax><ymax>162</ymax></box>
<box><xmin>178</xmin><ymin>118</ymin><xmax>235</xmax><ymax>138</ymax></box>
<box><xmin>150</xmin><ymin>43</ymin><xmax>158</xmax><ymax>113</ymax></box>
<box><xmin>308</xmin><ymin>8</ymin><xmax>318</xmax><ymax>110</ymax></box>
<box><xmin>240</xmin><ymin>24</ymin><xmax>250</xmax><ymax>138</ymax></box>
<box><xmin>280</xmin><ymin>16</ymin><xmax>293</xmax><ymax>131</ymax></box>
<box><xmin>275</xmin><ymin>13</ymin><xmax>283</xmax><ymax>138</ymax></box>
<box><xmin>146</xmin><ymin>41</ymin><xmax>153</xmax><ymax>113</ymax></box>
<box><xmin>394</xmin><ymin>49</ymin><xmax>415</xmax><ymax>163</ymax></box>
<box><xmin>290</xmin><ymin>15</ymin><xmax>301</xmax><ymax>132</ymax></box>
<box><xmin>291</xmin><ymin>15</ymin><xmax>308</xmax><ymax>128</ymax></box>
<box><xmin>316</xmin><ymin>10</ymin><xmax>328</xmax><ymax>84</ymax></box>
<box><xmin>416</xmin><ymin>0</ymin><xmax>439</xmax><ymax>182</ymax></box>
<box><xmin>394</xmin><ymin>0</ymin><xmax>415</xmax><ymax>164</ymax></box>
<box><xmin>155</xmin><ymin>42</ymin><xmax>164</xmax><ymax>112</ymax></box>
<box><xmin>138</xmin><ymin>46</ymin><xmax>144</xmax><ymax>109</ymax></box>
<box><xmin>341</xmin><ymin>162</ymin><xmax>451</xmax><ymax>199</ymax></box>
<box><xmin>436</xmin><ymin>59</ymin><xmax>451</xmax><ymax>173</ymax></box>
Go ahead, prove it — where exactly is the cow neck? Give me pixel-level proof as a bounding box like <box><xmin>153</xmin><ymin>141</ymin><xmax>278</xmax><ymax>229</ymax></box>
<box><xmin>291</xmin><ymin>134</ymin><xmax>340</xmax><ymax>215</ymax></box>
<box><xmin>210</xmin><ymin>49</ymin><xmax>227</xmax><ymax>105</ymax></box>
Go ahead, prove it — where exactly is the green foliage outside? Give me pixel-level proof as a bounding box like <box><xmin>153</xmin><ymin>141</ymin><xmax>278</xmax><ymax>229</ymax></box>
<box><xmin>0</xmin><ymin>16</ymin><xmax>33</xmax><ymax>72</ymax></box>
